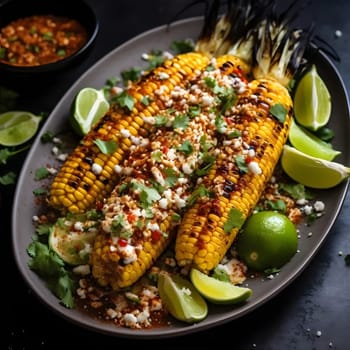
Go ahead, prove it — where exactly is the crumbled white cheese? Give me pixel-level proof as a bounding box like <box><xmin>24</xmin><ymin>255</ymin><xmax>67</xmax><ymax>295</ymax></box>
<box><xmin>120</xmin><ymin>128</ymin><xmax>131</xmax><ymax>138</ymax></box>
<box><xmin>248</xmin><ymin>161</ymin><xmax>262</xmax><ymax>174</ymax></box>
<box><xmin>114</xmin><ymin>164</ymin><xmax>122</xmax><ymax>174</ymax></box>
<box><xmin>74</xmin><ymin>221</ymin><xmax>84</xmax><ymax>231</ymax></box>
<box><xmin>92</xmin><ymin>163</ymin><xmax>102</xmax><ymax>175</ymax></box>
<box><xmin>313</xmin><ymin>200</ymin><xmax>325</xmax><ymax>212</ymax></box>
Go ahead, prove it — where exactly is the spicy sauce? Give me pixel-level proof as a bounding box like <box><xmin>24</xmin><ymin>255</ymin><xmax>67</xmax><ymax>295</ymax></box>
<box><xmin>0</xmin><ymin>14</ymin><xmax>88</xmax><ymax>66</ymax></box>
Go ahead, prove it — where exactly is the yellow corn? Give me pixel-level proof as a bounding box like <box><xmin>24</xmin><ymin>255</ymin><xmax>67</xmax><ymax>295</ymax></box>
<box><xmin>49</xmin><ymin>52</ymin><xmax>211</xmax><ymax>214</ymax></box>
<box><xmin>175</xmin><ymin>77</ymin><xmax>293</xmax><ymax>273</ymax></box>
<box><xmin>91</xmin><ymin>206</ymin><xmax>177</xmax><ymax>290</ymax></box>
<box><xmin>90</xmin><ymin>55</ymin><xmax>250</xmax><ymax>289</ymax></box>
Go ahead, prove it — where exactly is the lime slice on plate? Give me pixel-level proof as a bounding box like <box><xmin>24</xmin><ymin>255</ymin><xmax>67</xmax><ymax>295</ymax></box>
<box><xmin>0</xmin><ymin>110</ymin><xmax>42</xmax><ymax>146</ymax></box>
<box><xmin>157</xmin><ymin>272</ymin><xmax>208</xmax><ymax>323</ymax></box>
<box><xmin>70</xmin><ymin>87</ymin><xmax>110</xmax><ymax>136</ymax></box>
<box><xmin>293</xmin><ymin>64</ymin><xmax>331</xmax><ymax>131</ymax></box>
<box><xmin>281</xmin><ymin>145</ymin><xmax>350</xmax><ymax>189</ymax></box>
<box><xmin>190</xmin><ymin>268</ymin><xmax>252</xmax><ymax>304</ymax></box>
<box><xmin>49</xmin><ymin>217</ymin><xmax>98</xmax><ymax>265</ymax></box>
<box><xmin>288</xmin><ymin>118</ymin><xmax>341</xmax><ymax>161</ymax></box>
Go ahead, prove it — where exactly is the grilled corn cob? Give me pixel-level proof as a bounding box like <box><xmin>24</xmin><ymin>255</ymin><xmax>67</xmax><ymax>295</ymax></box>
<box><xmin>49</xmin><ymin>52</ymin><xmax>211</xmax><ymax>214</ymax></box>
<box><xmin>91</xmin><ymin>55</ymin><xmax>250</xmax><ymax>289</ymax></box>
<box><xmin>174</xmin><ymin>7</ymin><xmax>310</xmax><ymax>273</ymax></box>
<box><xmin>175</xmin><ymin>77</ymin><xmax>293</xmax><ymax>273</ymax></box>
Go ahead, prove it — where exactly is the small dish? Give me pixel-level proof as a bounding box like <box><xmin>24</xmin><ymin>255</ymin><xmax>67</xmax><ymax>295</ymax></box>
<box><xmin>0</xmin><ymin>0</ymin><xmax>98</xmax><ymax>78</ymax></box>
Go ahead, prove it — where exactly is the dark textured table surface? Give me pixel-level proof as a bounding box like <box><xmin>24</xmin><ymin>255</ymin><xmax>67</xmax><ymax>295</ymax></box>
<box><xmin>4</xmin><ymin>1</ymin><xmax>350</xmax><ymax>349</ymax></box>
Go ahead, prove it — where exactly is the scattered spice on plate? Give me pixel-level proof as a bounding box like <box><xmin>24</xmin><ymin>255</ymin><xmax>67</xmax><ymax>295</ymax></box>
<box><xmin>0</xmin><ymin>14</ymin><xmax>88</xmax><ymax>66</ymax></box>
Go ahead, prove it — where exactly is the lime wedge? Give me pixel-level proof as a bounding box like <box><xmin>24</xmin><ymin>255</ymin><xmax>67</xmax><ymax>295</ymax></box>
<box><xmin>190</xmin><ymin>268</ymin><xmax>252</xmax><ymax>305</ymax></box>
<box><xmin>70</xmin><ymin>87</ymin><xmax>110</xmax><ymax>136</ymax></box>
<box><xmin>0</xmin><ymin>111</ymin><xmax>42</xmax><ymax>146</ymax></box>
<box><xmin>49</xmin><ymin>217</ymin><xmax>98</xmax><ymax>265</ymax></box>
<box><xmin>293</xmin><ymin>64</ymin><xmax>331</xmax><ymax>131</ymax></box>
<box><xmin>157</xmin><ymin>272</ymin><xmax>208</xmax><ymax>323</ymax></box>
<box><xmin>281</xmin><ymin>145</ymin><xmax>350</xmax><ymax>189</ymax></box>
<box><xmin>288</xmin><ymin>118</ymin><xmax>341</xmax><ymax>161</ymax></box>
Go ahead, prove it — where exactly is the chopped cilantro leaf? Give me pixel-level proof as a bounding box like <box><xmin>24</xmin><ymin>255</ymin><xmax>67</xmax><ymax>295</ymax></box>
<box><xmin>155</xmin><ymin>115</ymin><xmax>168</xmax><ymax>127</ymax></box>
<box><xmin>144</xmin><ymin>49</ymin><xmax>166</xmax><ymax>70</ymax></box>
<box><xmin>140</xmin><ymin>96</ymin><xmax>151</xmax><ymax>106</ymax></box>
<box><xmin>0</xmin><ymin>145</ymin><xmax>30</xmax><ymax>164</ymax></box>
<box><xmin>173</xmin><ymin>114</ymin><xmax>189</xmax><ymax>130</ymax></box>
<box><xmin>121</xmin><ymin>66</ymin><xmax>143</xmax><ymax>84</ymax></box>
<box><xmin>215</xmin><ymin>115</ymin><xmax>227</xmax><ymax>133</ymax></box>
<box><xmin>279</xmin><ymin>182</ymin><xmax>314</xmax><ymax>200</ymax></box>
<box><xmin>112</xmin><ymin>90</ymin><xmax>135</xmax><ymax>111</ymax></box>
<box><xmin>235</xmin><ymin>154</ymin><xmax>248</xmax><ymax>173</ymax></box>
<box><xmin>188</xmin><ymin>105</ymin><xmax>201</xmax><ymax>117</ymax></box>
<box><xmin>269</xmin><ymin>103</ymin><xmax>287</xmax><ymax>123</ymax></box>
<box><xmin>36</xmin><ymin>223</ymin><xmax>52</xmax><ymax>236</ymax></box>
<box><xmin>93</xmin><ymin>139</ymin><xmax>118</xmax><ymax>155</ymax></box>
<box><xmin>223</xmin><ymin>208</ymin><xmax>245</xmax><ymax>233</ymax></box>
<box><xmin>265</xmin><ymin>199</ymin><xmax>287</xmax><ymax>213</ymax></box>
<box><xmin>178</xmin><ymin>140</ymin><xmax>193</xmax><ymax>156</ymax></box>
<box><xmin>40</xmin><ymin>131</ymin><xmax>55</xmax><ymax>143</ymax></box>
<box><xmin>33</xmin><ymin>188</ymin><xmax>49</xmax><ymax>196</ymax></box>
<box><xmin>164</xmin><ymin>167</ymin><xmax>178</xmax><ymax>187</ymax></box>
<box><xmin>0</xmin><ymin>171</ymin><xmax>16</xmax><ymax>185</ymax></box>
<box><xmin>133</xmin><ymin>182</ymin><xmax>161</xmax><ymax>208</ymax></box>
<box><xmin>186</xmin><ymin>185</ymin><xmax>211</xmax><ymax>207</ymax></box>
<box><xmin>227</xmin><ymin>129</ymin><xmax>241</xmax><ymax>139</ymax></box>
<box><xmin>195</xmin><ymin>154</ymin><xmax>215</xmax><ymax>176</ymax></box>
<box><xmin>27</xmin><ymin>240</ymin><xmax>75</xmax><ymax>308</ymax></box>
<box><xmin>35</xmin><ymin>167</ymin><xmax>50</xmax><ymax>180</ymax></box>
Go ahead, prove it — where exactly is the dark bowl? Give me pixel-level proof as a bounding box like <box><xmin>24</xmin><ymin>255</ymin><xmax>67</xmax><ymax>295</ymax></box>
<box><xmin>0</xmin><ymin>0</ymin><xmax>99</xmax><ymax>80</ymax></box>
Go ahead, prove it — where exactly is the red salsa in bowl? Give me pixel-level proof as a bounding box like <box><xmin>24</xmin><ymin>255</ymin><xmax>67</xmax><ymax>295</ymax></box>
<box><xmin>0</xmin><ymin>14</ymin><xmax>88</xmax><ymax>67</ymax></box>
<box><xmin>0</xmin><ymin>0</ymin><xmax>98</xmax><ymax>78</ymax></box>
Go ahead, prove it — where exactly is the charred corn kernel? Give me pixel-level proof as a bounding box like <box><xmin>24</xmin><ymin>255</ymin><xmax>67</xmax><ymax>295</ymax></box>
<box><xmin>49</xmin><ymin>52</ymin><xmax>211</xmax><ymax>214</ymax></box>
<box><xmin>175</xmin><ymin>77</ymin><xmax>293</xmax><ymax>274</ymax></box>
<box><xmin>90</xmin><ymin>56</ymin><xmax>249</xmax><ymax>289</ymax></box>
<box><xmin>91</xmin><ymin>214</ymin><xmax>176</xmax><ymax>289</ymax></box>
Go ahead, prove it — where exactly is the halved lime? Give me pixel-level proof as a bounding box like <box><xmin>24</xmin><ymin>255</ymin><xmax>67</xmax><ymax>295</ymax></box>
<box><xmin>235</xmin><ymin>211</ymin><xmax>298</xmax><ymax>271</ymax></box>
<box><xmin>190</xmin><ymin>268</ymin><xmax>252</xmax><ymax>304</ymax></box>
<box><xmin>293</xmin><ymin>65</ymin><xmax>331</xmax><ymax>131</ymax></box>
<box><xmin>281</xmin><ymin>145</ymin><xmax>350</xmax><ymax>189</ymax></box>
<box><xmin>288</xmin><ymin>118</ymin><xmax>341</xmax><ymax>161</ymax></box>
<box><xmin>0</xmin><ymin>111</ymin><xmax>42</xmax><ymax>146</ymax></box>
<box><xmin>49</xmin><ymin>217</ymin><xmax>98</xmax><ymax>265</ymax></box>
<box><xmin>70</xmin><ymin>87</ymin><xmax>110</xmax><ymax>136</ymax></box>
<box><xmin>157</xmin><ymin>272</ymin><xmax>208</xmax><ymax>323</ymax></box>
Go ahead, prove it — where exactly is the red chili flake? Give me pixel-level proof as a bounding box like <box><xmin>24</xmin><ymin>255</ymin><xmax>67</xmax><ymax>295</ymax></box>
<box><xmin>245</xmin><ymin>156</ymin><xmax>253</xmax><ymax>164</ymax></box>
<box><xmin>151</xmin><ymin>230</ymin><xmax>162</xmax><ymax>242</ymax></box>
<box><xmin>225</xmin><ymin>116</ymin><xmax>233</xmax><ymax>125</ymax></box>
<box><xmin>118</xmin><ymin>238</ymin><xmax>128</xmax><ymax>247</ymax></box>
<box><xmin>196</xmin><ymin>237</ymin><xmax>206</xmax><ymax>249</ymax></box>
<box><xmin>233</xmin><ymin>67</ymin><xmax>248</xmax><ymax>83</ymax></box>
<box><xmin>127</xmin><ymin>213</ymin><xmax>136</xmax><ymax>222</ymax></box>
<box><xmin>95</xmin><ymin>200</ymin><xmax>104</xmax><ymax>210</ymax></box>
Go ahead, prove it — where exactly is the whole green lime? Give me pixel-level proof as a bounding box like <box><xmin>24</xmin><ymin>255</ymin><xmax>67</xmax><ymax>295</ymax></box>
<box><xmin>235</xmin><ymin>211</ymin><xmax>298</xmax><ymax>271</ymax></box>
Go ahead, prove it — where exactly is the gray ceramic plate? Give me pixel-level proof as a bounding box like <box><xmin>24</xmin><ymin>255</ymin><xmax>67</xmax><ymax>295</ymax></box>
<box><xmin>12</xmin><ymin>17</ymin><xmax>350</xmax><ymax>339</ymax></box>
